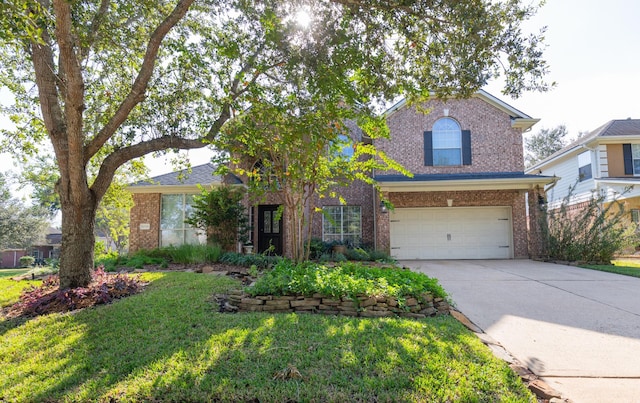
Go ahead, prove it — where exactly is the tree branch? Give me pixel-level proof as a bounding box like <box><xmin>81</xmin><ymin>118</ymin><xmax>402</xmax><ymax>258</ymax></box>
<box><xmin>91</xmin><ymin>135</ymin><xmax>207</xmax><ymax>200</ymax></box>
<box><xmin>83</xmin><ymin>0</ymin><xmax>195</xmax><ymax>164</ymax></box>
<box><xmin>53</xmin><ymin>0</ymin><xmax>88</xmax><ymax>203</ymax></box>
<box><xmin>80</xmin><ymin>0</ymin><xmax>110</xmax><ymax>61</ymax></box>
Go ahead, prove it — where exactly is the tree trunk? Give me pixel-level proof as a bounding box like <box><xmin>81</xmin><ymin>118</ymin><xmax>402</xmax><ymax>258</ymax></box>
<box><xmin>58</xmin><ymin>196</ymin><xmax>98</xmax><ymax>289</ymax></box>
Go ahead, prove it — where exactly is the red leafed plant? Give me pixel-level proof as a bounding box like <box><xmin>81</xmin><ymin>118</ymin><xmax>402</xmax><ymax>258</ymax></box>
<box><xmin>4</xmin><ymin>266</ymin><xmax>145</xmax><ymax>319</ymax></box>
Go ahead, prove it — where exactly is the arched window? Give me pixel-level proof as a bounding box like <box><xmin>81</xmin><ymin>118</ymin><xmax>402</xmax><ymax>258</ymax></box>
<box><xmin>424</xmin><ymin>118</ymin><xmax>471</xmax><ymax>167</ymax></box>
<box><xmin>432</xmin><ymin>117</ymin><xmax>462</xmax><ymax>166</ymax></box>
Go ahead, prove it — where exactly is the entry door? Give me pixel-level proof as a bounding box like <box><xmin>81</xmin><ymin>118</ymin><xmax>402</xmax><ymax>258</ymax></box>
<box><xmin>258</xmin><ymin>205</ymin><xmax>283</xmax><ymax>255</ymax></box>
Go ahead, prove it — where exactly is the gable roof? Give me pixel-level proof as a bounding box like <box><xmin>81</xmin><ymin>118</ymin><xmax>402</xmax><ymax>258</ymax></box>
<box><xmin>527</xmin><ymin>118</ymin><xmax>640</xmax><ymax>171</ymax></box>
<box><xmin>384</xmin><ymin>89</ymin><xmax>539</xmax><ymax>131</ymax></box>
<box><xmin>128</xmin><ymin>163</ymin><xmax>242</xmax><ymax>193</ymax></box>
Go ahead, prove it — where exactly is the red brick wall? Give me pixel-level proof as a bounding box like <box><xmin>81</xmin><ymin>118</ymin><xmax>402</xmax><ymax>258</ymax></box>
<box><xmin>379</xmin><ymin>190</ymin><xmax>529</xmax><ymax>258</ymax></box>
<box><xmin>377</xmin><ymin>97</ymin><xmax>524</xmax><ymax>175</ymax></box>
<box><xmin>129</xmin><ymin>193</ymin><xmax>161</xmax><ymax>252</ymax></box>
<box><xmin>309</xmin><ymin>179</ymin><xmax>375</xmax><ymax>246</ymax></box>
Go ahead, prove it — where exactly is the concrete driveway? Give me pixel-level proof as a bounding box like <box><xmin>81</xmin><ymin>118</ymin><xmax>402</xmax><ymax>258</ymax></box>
<box><xmin>402</xmin><ymin>260</ymin><xmax>640</xmax><ymax>403</ymax></box>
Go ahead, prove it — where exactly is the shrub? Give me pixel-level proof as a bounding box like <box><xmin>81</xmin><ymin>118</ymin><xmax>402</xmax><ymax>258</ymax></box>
<box><xmin>247</xmin><ymin>260</ymin><xmax>447</xmax><ymax>301</ymax></box>
<box><xmin>166</xmin><ymin>244</ymin><xmax>223</xmax><ymax>264</ymax></box>
<box><xmin>308</xmin><ymin>238</ymin><xmax>331</xmax><ymax>260</ymax></box>
<box><xmin>333</xmin><ymin>252</ymin><xmax>346</xmax><ymax>262</ymax></box>
<box><xmin>185</xmin><ymin>186</ymin><xmax>250</xmax><ymax>251</ymax></box>
<box><xmin>345</xmin><ymin>247</ymin><xmax>370</xmax><ymax>261</ymax></box>
<box><xmin>542</xmin><ymin>184</ymin><xmax>635</xmax><ymax>262</ymax></box>
<box><xmin>367</xmin><ymin>249</ymin><xmax>395</xmax><ymax>263</ymax></box>
<box><xmin>19</xmin><ymin>256</ymin><xmax>35</xmax><ymax>267</ymax></box>
<box><xmin>220</xmin><ymin>252</ymin><xmax>281</xmax><ymax>269</ymax></box>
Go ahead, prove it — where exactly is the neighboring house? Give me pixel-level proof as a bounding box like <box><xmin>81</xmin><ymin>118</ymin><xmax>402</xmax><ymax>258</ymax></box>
<box><xmin>526</xmin><ymin>118</ymin><xmax>640</xmax><ymax>222</ymax></box>
<box><xmin>30</xmin><ymin>227</ymin><xmax>62</xmax><ymax>262</ymax></box>
<box><xmin>1</xmin><ymin>227</ymin><xmax>61</xmax><ymax>268</ymax></box>
<box><xmin>1</xmin><ymin>249</ymin><xmax>27</xmax><ymax>268</ymax></box>
<box><xmin>128</xmin><ymin>90</ymin><xmax>554</xmax><ymax>259</ymax></box>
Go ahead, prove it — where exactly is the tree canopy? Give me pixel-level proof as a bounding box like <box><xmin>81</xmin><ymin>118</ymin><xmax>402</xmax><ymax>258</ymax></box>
<box><xmin>525</xmin><ymin>124</ymin><xmax>569</xmax><ymax>167</ymax></box>
<box><xmin>0</xmin><ymin>173</ymin><xmax>49</xmax><ymax>250</ymax></box>
<box><xmin>0</xmin><ymin>0</ymin><xmax>550</xmax><ymax>288</ymax></box>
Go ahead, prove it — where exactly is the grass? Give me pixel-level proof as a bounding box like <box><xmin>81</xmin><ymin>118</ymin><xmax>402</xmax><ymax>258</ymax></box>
<box><xmin>0</xmin><ymin>268</ymin><xmax>41</xmax><ymax>308</ymax></box>
<box><xmin>579</xmin><ymin>260</ymin><xmax>640</xmax><ymax>278</ymax></box>
<box><xmin>0</xmin><ymin>272</ymin><xmax>535</xmax><ymax>402</ymax></box>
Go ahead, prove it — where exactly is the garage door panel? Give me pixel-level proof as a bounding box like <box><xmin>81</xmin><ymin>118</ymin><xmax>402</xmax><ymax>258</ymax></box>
<box><xmin>390</xmin><ymin>207</ymin><xmax>512</xmax><ymax>260</ymax></box>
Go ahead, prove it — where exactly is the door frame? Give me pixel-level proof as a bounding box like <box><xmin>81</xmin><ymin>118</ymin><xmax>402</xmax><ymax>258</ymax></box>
<box><xmin>257</xmin><ymin>204</ymin><xmax>283</xmax><ymax>255</ymax></box>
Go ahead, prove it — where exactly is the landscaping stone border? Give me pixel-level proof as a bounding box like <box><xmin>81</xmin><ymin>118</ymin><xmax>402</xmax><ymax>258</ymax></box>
<box><xmin>217</xmin><ymin>289</ymin><xmax>450</xmax><ymax>318</ymax></box>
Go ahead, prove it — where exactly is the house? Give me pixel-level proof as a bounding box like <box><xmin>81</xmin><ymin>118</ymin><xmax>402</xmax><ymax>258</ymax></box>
<box><xmin>1</xmin><ymin>227</ymin><xmax>61</xmax><ymax>268</ymax></box>
<box><xmin>127</xmin><ymin>90</ymin><xmax>554</xmax><ymax>259</ymax></box>
<box><xmin>526</xmin><ymin>118</ymin><xmax>640</xmax><ymax>222</ymax></box>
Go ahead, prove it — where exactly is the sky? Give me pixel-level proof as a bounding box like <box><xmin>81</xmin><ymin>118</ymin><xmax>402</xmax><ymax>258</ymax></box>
<box><xmin>2</xmin><ymin>0</ymin><xmax>640</xmax><ymax>182</ymax></box>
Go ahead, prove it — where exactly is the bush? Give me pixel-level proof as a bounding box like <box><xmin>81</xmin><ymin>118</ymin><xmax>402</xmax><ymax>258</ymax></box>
<box><xmin>345</xmin><ymin>247</ymin><xmax>370</xmax><ymax>261</ymax></box>
<box><xmin>543</xmin><ymin>184</ymin><xmax>635</xmax><ymax>262</ymax></box>
<box><xmin>19</xmin><ymin>256</ymin><xmax>35</xmax><ymax>267</ymax></box>
<box><xmin>220</xmin><ymin>252</ymin><xmax>281</xmax><ymax>269</ymax></box>
<box><xmin>308</xmin><ymin>238</ymin><xmax>331</xmax><ymax>260</ymax></box>
<box><xmin>247</xmin><ymin>260</ymin><xmax>447</xmax><ymax>301</ymax></box>
<box><xmin>165</xmin><ymin>244</ymin><xmax>223</xmax><ymax>264</ymax></box>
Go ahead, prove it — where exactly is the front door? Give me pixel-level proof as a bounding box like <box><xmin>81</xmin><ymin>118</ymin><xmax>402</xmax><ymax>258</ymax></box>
<box><xmin>258</xmin><ymin>205</ymin><xmax>283</xmax><ymax>255</ymax></box>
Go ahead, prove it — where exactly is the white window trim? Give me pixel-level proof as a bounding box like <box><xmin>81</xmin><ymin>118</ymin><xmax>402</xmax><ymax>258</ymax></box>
<box><xmin>432</xmin><ymin>117</ymin><xmax>462</xmax><ymax>166</ymax></box>
<box><xmin>322</xmin><ymin>206</ymin><xmax>362</xmax><ymax>244</ymax></box>
<box><xmin>160</xmin><ymin>194</ymin><xmax>203</xmax><ymax>247</ymax></box>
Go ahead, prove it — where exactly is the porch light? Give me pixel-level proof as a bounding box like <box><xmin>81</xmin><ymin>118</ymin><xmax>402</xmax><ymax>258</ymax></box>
<box><xmin>380</xmin><ymin>201</ymin><xmax>388</xmax><ymax>213</ymax></box>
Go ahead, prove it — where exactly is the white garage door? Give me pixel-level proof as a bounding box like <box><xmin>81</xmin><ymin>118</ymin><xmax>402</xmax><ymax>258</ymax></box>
<box><xmin>390</xmin><ymin>207</ymin><xmax>512</xmax><ymax>259</ymax></box>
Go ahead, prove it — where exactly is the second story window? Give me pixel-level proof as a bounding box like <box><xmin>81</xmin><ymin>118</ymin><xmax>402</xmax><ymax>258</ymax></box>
<box><xmin>424</xmin><ymin>117</ymin><xmax>471</xmax><ymax>166</ymax></box>
<box><xmin>578</xmin><ymin>151</ymin><xmax>592</xmax><ymax>181</ymax></box>
<box><xmin>622</xmin><ymin>144</ymin><xmax>640</xmax><ymax>175</ymax></box>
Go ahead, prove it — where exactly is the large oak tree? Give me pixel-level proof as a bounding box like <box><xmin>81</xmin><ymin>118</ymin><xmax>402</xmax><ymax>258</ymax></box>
<box><xmin>0</xmin><ymin>0</ymin><xmax>549</xmax><ymax>288</ymax></box>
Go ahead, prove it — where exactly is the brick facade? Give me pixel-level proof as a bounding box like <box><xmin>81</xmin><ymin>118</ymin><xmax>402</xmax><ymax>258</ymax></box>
<box><xmin>128</xmin><ymin>93</ymin><xmax>545</xmax><ymax>259</ymax></box>
<box><xmin>129</xmin><ymin>193</ymin><xmax>161</xmax><ymax>252</ymax></box>
<box><xmin>378</xmin><ymin>97</ymin><xmax>524</xmax><ymax>175</ymax></box>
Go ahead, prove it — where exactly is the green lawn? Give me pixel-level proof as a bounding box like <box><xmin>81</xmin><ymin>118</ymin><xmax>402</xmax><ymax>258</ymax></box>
<box><xmin>580</xmin><ymin>260</ymin><xmax>640</xmax><ymax>278</ymax></box>
<box><xmin>0</xmin><ymin>272</ymin><xmax>535</xmax><ymax>402</ymax></box>
<box><xmin>0</xmin><ymin>268</ymin><xmax>41</xmax><ymax>308</ymax></box>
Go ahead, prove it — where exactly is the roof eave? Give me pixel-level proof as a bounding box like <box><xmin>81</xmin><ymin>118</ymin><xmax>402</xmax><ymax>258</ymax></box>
<box><xmin>127</xmin><ymin>183</ymin><xmax>223</xmax><ymax>194</ymax></box>
<box><xmin>512</xmin><ymin>118</ymin><xmax>540</xmax><ymax>131</ymax></box>
<box><xmin>379</xmin><ymin>176</ymin><xmax>557</xmax><ymax>192</ymax></box>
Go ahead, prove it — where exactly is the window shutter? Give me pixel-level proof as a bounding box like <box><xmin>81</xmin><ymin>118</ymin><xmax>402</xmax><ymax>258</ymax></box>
<box><xmin>424</xmin><ymin>131</ymin><xmax>433</xmax><ymax>166</ymax></box>
<box><xmin>462</xmin><ymin>130</ymin><xmax>472</xmax><ymax>165</ymax></box>
<box><xmin>623</xmin><ymin>143</ymin><xmax>633</xmax><ymax>175</ymax></box>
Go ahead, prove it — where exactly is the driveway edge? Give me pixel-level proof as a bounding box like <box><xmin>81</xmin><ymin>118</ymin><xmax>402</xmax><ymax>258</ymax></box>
<box><xmin>449</xmin><ymin>308</ymin><xmax>571</xmax><ymax>403</ymax></box>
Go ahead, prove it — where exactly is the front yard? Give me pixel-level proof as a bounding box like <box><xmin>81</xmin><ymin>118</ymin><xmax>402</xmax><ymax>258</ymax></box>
<box><xmin>0</xmin><ymin>269</ymin><xmax>535</xmax><ymax>402</ymax></box>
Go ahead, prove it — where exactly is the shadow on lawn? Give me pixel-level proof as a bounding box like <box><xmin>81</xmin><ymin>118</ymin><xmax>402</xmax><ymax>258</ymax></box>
<box><xmin>1</xmin><ymin>273</ymin><xmax>529</xmax><ymax>402</ymax></box>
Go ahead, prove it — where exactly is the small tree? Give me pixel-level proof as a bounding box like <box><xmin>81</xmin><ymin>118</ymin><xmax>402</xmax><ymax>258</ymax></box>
<box><xmin>542</xmin><ymin>184</ymin><xmax>635</xmax><ymax>262</ymax></box>
<box><xmin>217</xmin><ymin>100</ymin><xmax>408</xmax><ymax>262</ymax></box>
<box><xmin>185</xmin><ymin>186</ymin><xmax>250</xmax><ymax>252</ymax></box>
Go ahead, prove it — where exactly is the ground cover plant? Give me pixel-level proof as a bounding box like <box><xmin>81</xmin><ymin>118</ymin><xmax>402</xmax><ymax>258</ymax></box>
<box><xmin>3</xmin><ymin>267</ymin><xmax>144</xmax><ymax>318</ymax></box>
<box><xmin>0</xmin><ymin>272</ymin><xmax>535</xmax><ymax>402</ymax></box>
<box><xmin>248</xmin><ymin>260</ymin><xmax>447</xmax><ymax>304</ymax></box>
<box><xmin>579</xmin><ymin>260</ymin><xmax>640</xmax><ymax>279</ymax></box>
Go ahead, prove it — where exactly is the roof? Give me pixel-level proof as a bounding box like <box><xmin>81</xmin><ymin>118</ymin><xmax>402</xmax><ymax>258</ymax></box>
<box><xmin>375</xmin><ymin>172</ymin><xmax>556</xmax><ymax>192</ymax></box>
<box><xmin>528</xmin><ymin>118</ymin><xmax>640</xmax><ymax>171</ymax></box>
<box><xmin>384</xmin><ymin>89</ymin><xmax>539</xmax><ymax>131</ymax></box>
<box><xmin>128</xmin><ymin>163</ymin><xmax>242</xmax><ymax>193</ymax></box>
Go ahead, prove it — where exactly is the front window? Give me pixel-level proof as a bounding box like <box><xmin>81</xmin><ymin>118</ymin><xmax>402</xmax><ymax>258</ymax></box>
<box><xmin>632</xmin><ymin>209</ymin><xmax>640</xmax><ymax>224</ymax></box>
<box><xmin>578</xmin><ymin>151</ymin><xmax>592</xmax><ymax>181</ymax></box>
<box><xmin>160</xmin><ymin>194</ymin><xmax>204</xmax><ymax>247</ymax></box>
<box><xmin>632</xmin><ymin>144</ymin><xmax>640</xmax><ymax>175</ymax></box>
<box><xmin>322</xmin><ymin>206</ymin><xmax>361</xmax><ymax>245</ymax></box>
<box><xmin>432</xmin><ymin>117</ymin><xmax>462</xmax><ymax>166</ymax></box>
